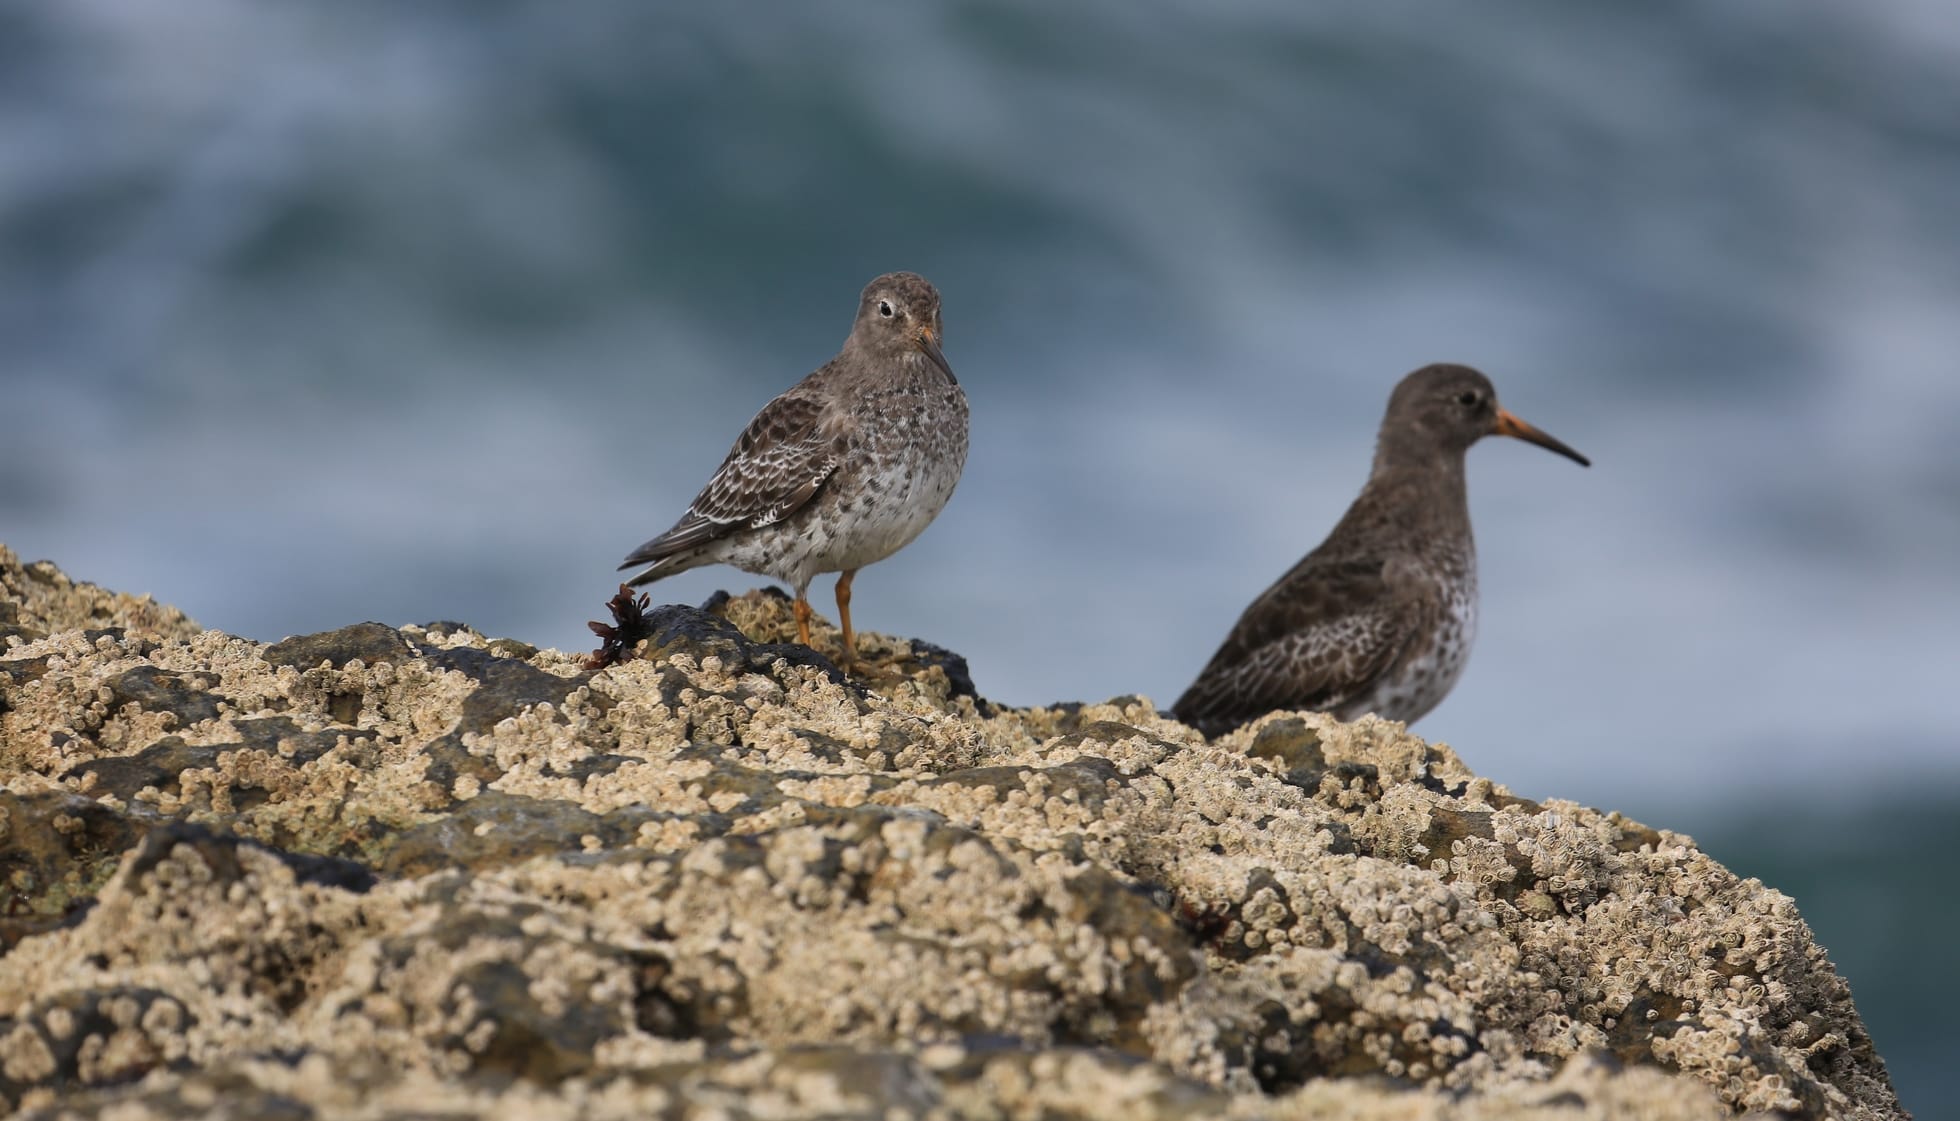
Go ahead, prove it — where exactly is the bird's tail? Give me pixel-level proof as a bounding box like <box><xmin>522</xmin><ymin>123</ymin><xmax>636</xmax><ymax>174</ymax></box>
<box><xmin>617</xmin><ymin>518</ymin><xmax>716</xmax><ymax>588</ymax></box>
<box><xmin>618</xmin><ymin>548</ymin><xmax>702</xmax><ymax>588</ymax></box>
<box><xmin>617</xmin><ymin>512</ymin><xmax>728</xmax><ymax>584</ymax></box>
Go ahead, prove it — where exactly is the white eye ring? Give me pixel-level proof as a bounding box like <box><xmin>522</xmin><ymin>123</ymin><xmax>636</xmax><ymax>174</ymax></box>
<box><xmin>878</xmin><ymin>300</ymin><xmax>895</xmax><ymax>318</ymax></box>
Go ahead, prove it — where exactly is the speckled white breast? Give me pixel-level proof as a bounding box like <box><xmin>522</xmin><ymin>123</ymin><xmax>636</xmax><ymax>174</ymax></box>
<box><xmin>1343</xmin><ymin>566</ymin><xmax>1478</xmax><ymax>725</ymax></box>
<box><xmin>720</xmin><ymin>363</ymin><xmax>968</xmax><ymax>591</ymax></box>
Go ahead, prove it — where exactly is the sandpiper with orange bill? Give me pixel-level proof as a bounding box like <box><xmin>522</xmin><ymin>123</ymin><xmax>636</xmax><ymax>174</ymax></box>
<box><xmin>1172</xmin><ymin>363</ymin><xmax>1588</xmax><ymax>735</ymax></box>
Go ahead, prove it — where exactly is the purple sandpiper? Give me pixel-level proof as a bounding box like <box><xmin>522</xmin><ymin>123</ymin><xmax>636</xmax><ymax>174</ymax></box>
<box><xmin>1173</xmin><ymin>364</ymin><xmax>1588</xmax><ymax>735</ymax></box>
<box><xmin>619</xmin><ymin>272</ymin><xmax>968</xmax><ymax>669</ymax></box>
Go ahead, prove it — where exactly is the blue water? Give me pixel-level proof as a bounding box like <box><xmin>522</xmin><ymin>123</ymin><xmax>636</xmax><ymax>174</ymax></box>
<box><xmin>3</xmin><ymin>2</ymin><xmax>1957</xmax><ymax>1110</ymax></box>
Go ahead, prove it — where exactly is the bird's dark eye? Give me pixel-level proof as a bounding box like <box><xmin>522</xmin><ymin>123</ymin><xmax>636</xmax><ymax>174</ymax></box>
<box><xmin>878</xmin><ymin>300</ymin><xmax>895</xmax><ymax>318</ymax></box>
<box><xmin>1457</xmin><ymin>391</ymin><xmax>1480</xmax><ymax>407</ymax></box>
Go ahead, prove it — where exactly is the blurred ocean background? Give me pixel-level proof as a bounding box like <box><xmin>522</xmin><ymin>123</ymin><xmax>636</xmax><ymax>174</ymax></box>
<box><xmin>2</xmin><ymin>0</ymin><xmax>1955</xmax><ymax>1110</ymax></box>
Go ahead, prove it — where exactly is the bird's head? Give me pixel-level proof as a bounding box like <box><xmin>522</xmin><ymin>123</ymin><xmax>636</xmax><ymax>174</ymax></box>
<box><xmin>852</xmin><ymin>271</ymin><xmax>953</xmax><ymax>382</ymax></box>
<box><xmin>1383</xmin><ymin>363</ymin><xmax>1589</xmax><ymax>467</ymax></box>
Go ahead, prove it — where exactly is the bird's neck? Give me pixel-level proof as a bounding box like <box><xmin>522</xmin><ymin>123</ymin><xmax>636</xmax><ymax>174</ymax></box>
<box><xmin>1357</xmin><ymin>445</ymin><xmax>1474</xmax><ymax>546</ymax></box>
<box><xmin>838</xmin><ymin>339</ymin><xmax>935</xmax><ymax>382</ymax></box>
<box><xmin>837</xmin><ymin>334</ymin><xmax>879</xmax><ymax>366</ymax></box>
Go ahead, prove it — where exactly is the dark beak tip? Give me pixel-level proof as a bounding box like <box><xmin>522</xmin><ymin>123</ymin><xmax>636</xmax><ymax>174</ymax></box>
<box><xmin>1547</xmin><ymin>443</ymin><xmax>1591</xmax><ymax>468</ymax></box>
<box><xmin>916</xmin><ymin>335</ymin><xmax>956</xmax><ymax>381</ymax></box>
<box><xmin>1546</xmin><ymin>437</ymin><xmax>1591</xmax><ymax>468</ymax></box>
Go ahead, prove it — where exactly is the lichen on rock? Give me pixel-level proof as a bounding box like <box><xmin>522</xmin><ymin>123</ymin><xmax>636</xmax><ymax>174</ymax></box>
<box><xmin>0</xmin><ymin>548</ymin><xmax>1907</xmax><ymax>1119</ymax></box>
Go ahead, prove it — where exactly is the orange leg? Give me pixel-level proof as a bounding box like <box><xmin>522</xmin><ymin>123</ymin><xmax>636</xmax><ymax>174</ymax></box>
<box><xmin>834</xmin><ymin>569</ymin><xmax>858</xmax><ymax>669</ymax></box>
<box><xmin>793</xmin><ymin>594</ymin><xmax>814</xmax><ymax>649</ymax></box>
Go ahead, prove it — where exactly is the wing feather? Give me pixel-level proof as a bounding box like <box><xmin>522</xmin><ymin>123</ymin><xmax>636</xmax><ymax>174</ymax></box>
<box><xmin>1172</xmin><ymin>554</ymin><xmax>1414</xmax><ymax>734</ymax></box>
<box><xmin>620</xmin><ymin>389</ymin><xmax>840</xmax><ymax>569</ymax></box>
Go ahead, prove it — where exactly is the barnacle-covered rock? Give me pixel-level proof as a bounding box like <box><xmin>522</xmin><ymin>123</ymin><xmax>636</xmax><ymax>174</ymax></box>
<box><xmin>0</xmin><ymin>550</ymin><xmax>1906</xmax><ymax>1120</ymax></box>
<box><xmin>0</xmin><ymin>546</ymin><xmax>198</xmax><ymax>648</ymax></box>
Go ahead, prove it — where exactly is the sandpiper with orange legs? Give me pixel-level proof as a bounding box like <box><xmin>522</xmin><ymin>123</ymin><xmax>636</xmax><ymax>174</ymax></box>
<box><xmin>619</xmin><ymin>274</ymin><xmax>968</xmax><ymax>670</ymax></box>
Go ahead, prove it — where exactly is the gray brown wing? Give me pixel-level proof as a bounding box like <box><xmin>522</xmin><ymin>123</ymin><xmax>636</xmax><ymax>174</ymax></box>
<box><xmin>1171</xmin><ymin>555</ymin><xmax>1413</xmax><ymax>733</ymax></box>
<box><xmin>621</xmin><ymin>390</ymin><xmax>840</xmax><ymax>566</ymax></box>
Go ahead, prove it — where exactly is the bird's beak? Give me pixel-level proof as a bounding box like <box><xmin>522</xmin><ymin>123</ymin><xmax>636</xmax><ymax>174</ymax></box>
<box><xmin>1492</xmin><ymin>408</ymin><xmax>1590</xmax><ymax>467</ymax></box>
<box><xmin>915</xmin><ymin>326</ymin><xmax>956</xmax><ymax>382</ymax></box>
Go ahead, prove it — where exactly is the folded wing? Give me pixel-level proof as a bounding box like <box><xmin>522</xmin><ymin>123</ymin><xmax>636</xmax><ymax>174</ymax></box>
<box><xmin>1172</xmin><ymin>555</ymin><xmax>1412</xmax><ymax>733</ymax></box>
<box><xmin>621</xmin><ymin>391</ymin><xmax>840</xmax><ymax>574</ymax></box>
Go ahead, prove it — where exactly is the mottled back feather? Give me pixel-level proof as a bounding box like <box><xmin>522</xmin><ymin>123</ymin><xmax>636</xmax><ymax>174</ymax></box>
<box><xmin>1172</xmin><ymin>552</ymin><xmax>1419</xmax><ymax>732</ymax></box>
<box><xmin>621</xmin><ymin>387</ymin><xmax>841</xmax><ymax>569</ymax></box>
